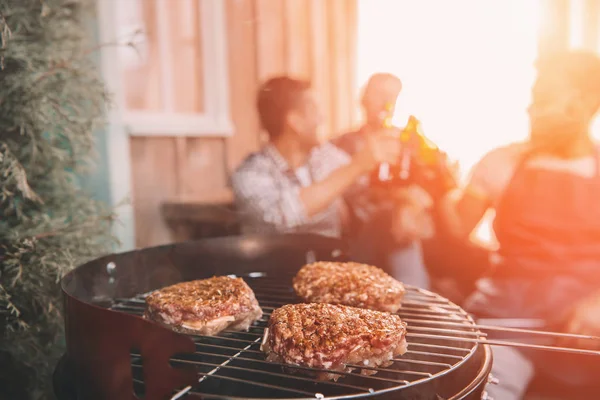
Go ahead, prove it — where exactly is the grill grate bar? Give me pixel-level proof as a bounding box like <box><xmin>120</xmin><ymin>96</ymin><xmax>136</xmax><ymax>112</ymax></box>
<box><xmin>180</xmin><ymin>345</ymin><xmax>452</xmax><ymax>379</ymax></box>
<box><xmin>195</xmin><ymin>335</ymin><xmax>255</xmax><ymax>345</ymax></box>
<box><xmin>402</xmin><ymin>318</ymin><xmax>480</xmax><ymax>328</ymax></box>
<box><xmin>405</xmin><ymin>318</ymin><xmax>600</xmax><ymax>341</ymax></box>
<box><xmin>189</xmin><ymin>351</ymin><xmax>411</xmax><ymax>385</ymax></box>
<box><xmin>400</xmin><ymin>300</ymin><xmax>462</xmax><ymax>311</ymax></box>
<box><xmin>404</xmin><ymin>350</ymin><xmax>464</xmax><ymax>360</ymax></box>
<box><xmin>396</xmin><ymin>307</ymin><xmax>458</xmax><ymax>316</ymax></box>
<box><xmin>406</xmin><ymin>342</ymin><xmax>471</xmax><ymax>353</ymax></box>
<box><xmin>192</xmin><ymin>371</ymin><xmax>316</xmax><ymax>396</ymax></box>
<box><xmin>403</xmin><ymin>293</ymin><xmax>450</xmax><ymax>302</ymax></box>
<box><xmin>186</xmin><ymin>342</ymin><xmax>447</xmax><ymax>380</ymax></box>
<box><xmin>194</xmin><ymin>342</ymin><xmax>263</xmax><ymax>354</ymax></box>
<box><xmin>345</xmin><ymin>364</ymin><xmax>432</xmax><ymax>378</ymax></box>
<box><xmin>127</xmin><ymin>330</ymin><xmax>443</xmax><ymax>387</ymax></box>
<box><xmin>167</xmin><ymin>352</ymin><xmax>414</xmax><ymax>386</ymax></box>
<box><xmin>197</xmin><ymin>338</ymin><xmax>261</xmax><ymax>384</ymax></box>
<box><xmin>475</xmin><ymin>324</ymin><xmax>600</xmax><ymax>341</ymax></box>
<box><xmin>219</xmin><ymin>329</ymin><xmax>264</xmax><ymax>338</ymax></box>
<box><xmin>407</xmin><ymin>333</ymin><xmax>600</xmax><ymax>356</ymax></box>
<box><xmin>168</xmin><ymin>357</ymin><xmax>374</xmax><ymax>392</ymax></box>
<box><xmin>396</xmin><ymin>311</ymin><xmax>468</xmax><ymax>322</ymax></box>
<box><xmin>391</xmin><ymin>358</ymin><xmax>452</xmax><ymax>368</ymax></box>
<box><xmin>406</xmin><ymin>326</ymin><xmax>484</xmax><ymax>337</ymax></box>
<box><xmin>190</xmin><ymin>334</ymin><xmax>260</xmax><ymax>345</ymax></box>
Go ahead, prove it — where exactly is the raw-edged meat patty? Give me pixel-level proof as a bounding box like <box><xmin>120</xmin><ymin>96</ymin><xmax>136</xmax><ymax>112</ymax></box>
<box><xmin>145</xmin><ymin>276</ymin><xmax>263</xmax><ymax>336</ymax></box>
<box><xmin>293</xmin><ymin>262</ymin><xmax>406</xmax><ymax>312</ymax></box>
<box><xmin>261</xmin><ymin>303</ymin><xmax>408</xmax><ymax>380</ymax></box>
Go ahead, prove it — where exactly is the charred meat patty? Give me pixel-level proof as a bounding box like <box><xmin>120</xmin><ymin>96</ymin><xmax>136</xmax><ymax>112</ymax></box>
<box><xmin>145</xmin><ymin>276</ymin><xmax>263</xmax><ymax>336</ymax></box>
<box><xmin>293</xmin><ymin>262</ymin><xmax>406</xmax><ymax>312</ymax></box>
<box><xmin>261</xmin><ymin>303</ymin><xmax>408</xmax><ymax>380</ymax></box>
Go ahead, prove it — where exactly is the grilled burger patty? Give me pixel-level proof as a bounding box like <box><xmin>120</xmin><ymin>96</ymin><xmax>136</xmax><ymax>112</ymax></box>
<box><xmin>145</xmin><ymin>276</ymin><xmax>263</xmax><ymax>336</ymax></box>
<box><xmin>261</xmin><ymin>303</ymin><xmax>408</xmax><ymax>381</ymax></box>
<box><xmin>293</xmin><ymin>262</ymin><xmax>406</xmax><ymax>312</ymax></box>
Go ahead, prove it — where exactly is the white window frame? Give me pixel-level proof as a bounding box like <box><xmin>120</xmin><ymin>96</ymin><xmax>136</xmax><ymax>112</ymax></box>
<box><xmin>99</xmin><ymin>0</ymin><xmax>233</xmax><ymax>137</ymax></box>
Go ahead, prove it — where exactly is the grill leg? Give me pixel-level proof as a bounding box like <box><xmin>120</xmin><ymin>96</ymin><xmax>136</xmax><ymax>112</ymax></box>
<box><xmin>485</xmin><ymin>346</ymin><xmax>534</xmax><ymax>400</ymax></box>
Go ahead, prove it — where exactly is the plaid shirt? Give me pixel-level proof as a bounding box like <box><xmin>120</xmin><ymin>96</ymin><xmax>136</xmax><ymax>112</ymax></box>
<box><xmin>231</xmin><ymin>142</ymin><xmax>354</xmax><ymax>238</ymax></box>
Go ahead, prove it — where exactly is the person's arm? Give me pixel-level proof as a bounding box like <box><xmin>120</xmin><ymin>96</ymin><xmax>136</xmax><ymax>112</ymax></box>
<box><xmin>299</xmin><ymin>132</ymin><xmax>401</xmax><ymax>217</ymax></box>
<box><xmin>232</xmin><ymin>132</ymin><xmax>400</xmax><ymax>230</ymax></box>
<box><xmin>439</xmin><ymin>188</ymin><xmax>491</xmax><ymax>240</ymax></box>
<box><xmin>438</xmin><ymin>150</ymin><xmax>505</xmax><ymax>241</ymax></box>
<box><xmin>299</xmin><ymin>157</ymin><xmax>367</xmax><ymax>217</ymax></box>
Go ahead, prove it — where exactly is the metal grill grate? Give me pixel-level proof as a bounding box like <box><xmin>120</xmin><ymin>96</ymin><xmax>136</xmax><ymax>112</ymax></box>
<box><xmin>110</xmin><ymin>274</ymin><xmax>483</xmax><ymax>399</ymax></box>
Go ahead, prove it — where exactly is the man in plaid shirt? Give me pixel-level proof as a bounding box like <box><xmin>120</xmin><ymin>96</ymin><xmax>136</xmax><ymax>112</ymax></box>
<box><xmin>232</xmin><ymin>76</ymin><xmax>412</xmax><ymax>241</ymax></box>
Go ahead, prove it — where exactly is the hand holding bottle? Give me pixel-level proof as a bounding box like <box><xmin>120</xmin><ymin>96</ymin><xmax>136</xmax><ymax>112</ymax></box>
<box><xmin>353</xmin><ymin>128</ymin><xmax>402</xmax><ymax>173</ymax></box>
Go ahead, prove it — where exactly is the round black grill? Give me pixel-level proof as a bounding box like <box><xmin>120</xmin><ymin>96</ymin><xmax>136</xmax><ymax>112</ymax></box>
<box><xmin>56</xmin><ymin>234</ymin><xmax>493</xmax><ymax>400</ymax></box>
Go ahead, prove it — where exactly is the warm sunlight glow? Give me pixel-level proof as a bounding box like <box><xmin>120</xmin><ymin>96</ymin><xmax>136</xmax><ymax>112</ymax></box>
<box><xmin>357</xmin><ymin>0</ymin><xmax>542</xmax><ymax>246</ymax></box>
<box><xmin>569</xmin><ymin>0</ymin><xmax>585</xmax><ymax>48</ymax></box>
<box><xmin>357</xmin><ymin>0</ymin><xmax>541</xmax><ymax>177</ymax></box>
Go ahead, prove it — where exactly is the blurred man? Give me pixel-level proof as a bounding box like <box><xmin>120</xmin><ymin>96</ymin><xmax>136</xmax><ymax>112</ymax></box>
<box><xmin>231</xmin><ymin>76</ymin><xmax>404</xmax><ymax>238</ymax></box>
<box><xmin>333</xmin><ymin>73</ymin><xmax>433</xmax><ymax>288</ymax></box>
<box><xmin>335</xmin><ymin>73</ymin><xmax>404</xmax><ymax>155</ymax></box>
<box><xmin>440</xmin><ymin>50</ymin><xmax>600</xmax><ymax>399</ymax></box>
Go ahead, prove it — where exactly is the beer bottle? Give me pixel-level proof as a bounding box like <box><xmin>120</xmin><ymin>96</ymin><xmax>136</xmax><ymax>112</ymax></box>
<box><xmin>411</xmin><ymin>116</ymin><xmax>438</xmax><ymax>165</ymax></box>
<box><xmin>407</xmin><ymin>116</ymin><xmax>458</xmax><ymax>198</ymax></box>
<box><xmin>370</xmin><ymin>107</ymin><xmax>414</xmax><ymax>189</ymax></box>
<box><xmin>374</xmin><ymin>103</ymin><xmax>395</xmax><ymax>183</ymax></box>
<box><xmin>399</xmin><ymin>115</ymin><xmax>419</xmax><ymax>180</ymax></box>
<box><xmin>369</xmin><ymin>110</ymin><xmax>457</xmax><ymax>198</ymax></box>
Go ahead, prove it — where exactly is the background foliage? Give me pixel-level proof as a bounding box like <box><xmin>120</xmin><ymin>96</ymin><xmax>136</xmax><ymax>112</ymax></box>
<box><xmin>0</xmin><ymin>0</ymin><xmax>115</xmax><ymax>398</ymax></box>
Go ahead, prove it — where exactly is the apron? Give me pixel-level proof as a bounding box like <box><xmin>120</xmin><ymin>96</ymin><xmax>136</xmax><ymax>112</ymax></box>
<box><xmin>464</xmin><ymin>146</ymin><xmax>600</xmax><ymax>385</ymax></box>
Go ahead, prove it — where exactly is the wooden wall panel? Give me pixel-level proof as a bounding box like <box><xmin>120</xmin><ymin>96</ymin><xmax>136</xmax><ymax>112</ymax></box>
<box><xmin>255</xmin><ymin>0</ymin><xmax>286</xmax><ymax>81</ymax></box>
<box><xmin>309</xmin><ymin>0</ymin><xmax>333</xmax><ymax>138</ymax></box>
<box><xmin>284</xmin><ymin>0</ymin><xmax>311</xmax><ymax>77</ymax></box>
<box><xmin>131</xmin><ymin>0</ymin><xmax>358</xmax><ymax>248</ymax></box>
<box><xmin>168</xmin><ymin>0</ymin><xmax>204</xmax><ymax>113</ymax></box>
<box><xmin>346</xmin><ymin>1</ymin><xmax>359</xmax><ymax>128</ymax></box>
<box><xmin>130</xmin><ymin>137</ymin><xmax>179</xmax><ymax>247</ymax></box>
<box><xmin>225</xmin><ymin>0</ymin><xmax>261</xmax><ymax>171</ymax></box>
<box><xmin>184</xmin><ymin>139</ymin><xmax>228</xmax><ymax>197</ymax></box>
<box><xmin>328</xmin><ymin>0</ymin><xmax>352</xmax><ymax>136</ymax></box>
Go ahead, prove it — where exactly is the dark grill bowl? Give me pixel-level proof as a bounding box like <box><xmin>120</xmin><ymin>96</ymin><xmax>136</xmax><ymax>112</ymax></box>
<box><xmin>57</xmin><ymin>234</ymin><xmax>492</xmax><ymax>400</ymax></box>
